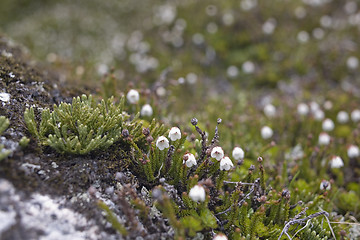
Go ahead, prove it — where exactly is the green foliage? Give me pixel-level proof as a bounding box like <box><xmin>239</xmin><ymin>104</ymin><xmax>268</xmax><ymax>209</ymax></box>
<box><xmin>19</xmin><ymin>136</ymin><xmax>30</xmax><ymax>148</ymax></box>
<box><xmin>336</xmin><ymin>191</ymin><xmax>360</xmax><ymax>216</ymax></box>
<box><xmin>0</xmin><ymin>116</ymin><xmax>11</xmax><ymax>161</ymax></box>
<box><xmin>0</xmin><ymin>116</ymin><xmax>10</xmax><ymax>134</ymax></box>
<box><xmin>24</xmin><ymin>95</ymin><xmax>133</xmax><ymax>154</ymax></box>
<box><xmin>141</xmin><ymin>116</ymin><xmax>348</xmax><ymax>239</ymax></box>
<box><xmin>180</xmin><ymin>216</ymin><xmax>203</xmax><ymax>237</ymax></box>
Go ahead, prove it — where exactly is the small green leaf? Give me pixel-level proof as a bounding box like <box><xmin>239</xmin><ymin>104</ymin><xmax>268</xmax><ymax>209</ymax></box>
<box><xmin>180</xmin><ymin>216</ymin><xmax>203</xmax><ymax>237</ymax></box>
<box><xmin>200</xmin><ymin>208</ymin><xmax>218</xmax><ymax>228</ymax></box>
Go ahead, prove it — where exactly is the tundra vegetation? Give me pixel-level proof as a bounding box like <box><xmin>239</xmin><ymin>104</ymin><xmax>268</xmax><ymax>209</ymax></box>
<box><xmin>0</xmin><ymin>0</ymin><xmax>360</xmax><ymax>239</ymax></box>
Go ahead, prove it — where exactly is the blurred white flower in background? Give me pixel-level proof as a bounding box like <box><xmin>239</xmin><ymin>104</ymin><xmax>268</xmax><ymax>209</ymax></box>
<box><xmin>126</xmin><ymin>89</ymin><xmax>140</xmax><ymax>104</ymax></box>
<box><xmin>297</xmin><ymin>31</ymin><xmax>309</xmax><ymax>43</ymax></box>
<box><xmin>330</xmin><ymin>156</ymin><xmax>344</xmax><ymax>168</ymax></box>
<box><xmin>261</xmin><ymin>126</ymin><xmax>273</xmax><ymax>139</ymax></box>
<box><xmin>140</xmin><ymin>104</ymin><xmax>153</xmax><ymax>117</ymax></box>
<box><xmin>312</xmin><ymin>28</ymin><xmax>325</xmax><ymax>40</ymax></box>
<box><xmin>322</xmin><ymin>118</ymin><xmax>334</xmax><ymax>132</ymax></box>
<box><xmin>222</xmin><ymin>12</ymin><xmax>234</xmax><ymax>26</ymax></box>
<box><xmin>318</xmin><ymin>132</ymin><xmax>331</xmax><ymax>146</ymax></box>
<box><xmin>189</xmin><ymin>185</ymin><xmax>206</xmax><ymax>202</ymax></box>
<box><xmin>186</xmin><ymin>73</ymin><xmax>198</xmax><ymax>84</ymax></box>
<box><xmin>153</xmin><ymin>4</ymin><xmax>177</xmax><ymax>25</ymax></box>
<box><xmin>347</xmin><ymin>145</ymin><xmax>359</xmax><ymax>158</ymax></box>
<box><xmin>264</xmin><ymin>104</ymin><xmax>276</xmax><ymax>118</ymax></box>
<box><xmin>232</xmin><ymin>147</ymin><xmax>245</xmax><ymax>160</ymax></box>
<box><xmin>240</xmin><ymin>0</ymin><xmax>258</xmax><ymax>11</ymax></box>
<box><xmin>297</xmin><ymin>103</ymin><xmax>309</xmax><ymax>116</ymax></box>
<box><xmin>227</xmin><ymin>66</ymin><xmax>239</xmax><ymax>78</ymax></box>
<box><xmin>347</xmin><ymin>56</ymin><xmax>359</xmax><ymax>70</ymax></box>
<box><xmin>351</xmin><ymin>109</ymin><xmax>360</xmax><ymax>122</ymax></box>
<box><xmin>242</xmin><ymin>61</ymin><xmax>255</xmax><ymax>74</ymax></box>
<box><xmin>337</xmin><ymin>111</ymin><xmax>349</xmax><ymax>123</ymax></box>
<box><xmin>262</xmin><ymin>18</ymin><xmax>276</xmax><ymax>35</ymax></box>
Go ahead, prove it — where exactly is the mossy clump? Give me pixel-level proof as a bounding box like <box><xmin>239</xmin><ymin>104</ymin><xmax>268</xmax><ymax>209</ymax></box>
<box><xmin>0</xmin><ymin>116</ymin><xmax>11</xmax><ymax>160</ymax></box>
<box><xmin>24</xmin><ymin>94</ymin><xmax>134</xmax><ymax>155</ymax></box>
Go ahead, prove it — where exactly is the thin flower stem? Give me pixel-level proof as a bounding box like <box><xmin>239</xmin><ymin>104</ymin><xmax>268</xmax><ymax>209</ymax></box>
<box><xmin>223</xmin><ymin>181</ymin><xmax>255</xmax><ymax>185</ymax></box>
<box><xmin>329</xmin><ymin>221</ymin><xmax>360</xmax><ymax>225</ymax></box>
<box><xmin>216</xmin><ymin>178</ymin><xmax>260</xmax><ymax>216</ymax></box>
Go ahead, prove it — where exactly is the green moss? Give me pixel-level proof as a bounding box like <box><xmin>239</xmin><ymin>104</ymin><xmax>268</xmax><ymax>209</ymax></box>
<box><xmin>24</xmin><ymin>95</ymin><xmax>134</xmax><ymax>155</ymax></box>
<box><xmin>0</xmin><ymin>116</ymin><xmax>11</xmax><ymax>161</ymax></box>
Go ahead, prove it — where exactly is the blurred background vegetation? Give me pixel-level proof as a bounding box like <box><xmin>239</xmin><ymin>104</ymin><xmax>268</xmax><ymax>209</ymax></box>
<box><xmin>1</xmin><ymin>0</ymin><xmax>359</xmax><ymax>91</ymax></box>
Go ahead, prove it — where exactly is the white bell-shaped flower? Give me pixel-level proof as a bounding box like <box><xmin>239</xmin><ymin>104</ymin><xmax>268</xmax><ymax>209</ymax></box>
<box><xmin>211</xmin><ymin>146</ymin><xmax>224</xmax><ymax>161</ymax></box>
<box><xmin>183</xmin><ymin>153</ymin><xmax>197</xmax><ymax>167</ymax></box>
<box><xmin>156</xmin><ymin>136</ymin><xmax>169</xmax><ymax>150</ymax></box>
<box><xmin>168</xmin><ymin>127</ymin><xmax>181</xmax><ymax>141</ymax></box>
<box><xmin>220</xmin><ymin>157</ymin><xmax>234</xmax><ymax>171</ymax></box>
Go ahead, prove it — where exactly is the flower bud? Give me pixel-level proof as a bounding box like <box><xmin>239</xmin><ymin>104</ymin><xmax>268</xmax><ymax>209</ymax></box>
<box><xmin>142</xmin><ymin>128</ymin><xmax>150</xmax><ymax>136</ymax></box>
<box><xmin>191</xmin><ymin>117</ymin><xmax>198</xmax><ymax>126</ymax></box>
<box><xmin>122</xmin><ymin>129</ymin><xmax>129</xmax><ymax>138</ymax></box>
